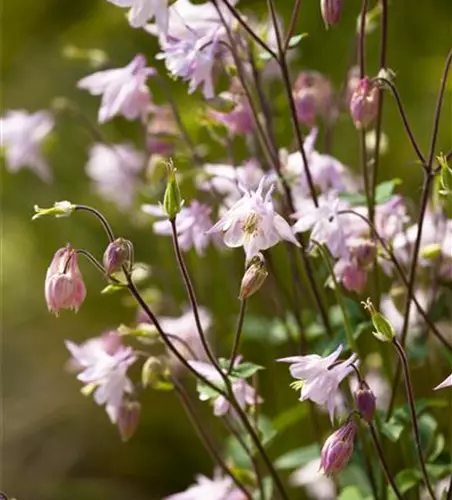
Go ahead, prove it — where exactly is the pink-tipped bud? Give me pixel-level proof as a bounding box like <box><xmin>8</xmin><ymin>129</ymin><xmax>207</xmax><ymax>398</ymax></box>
<box><xmin>103</xmin><ymin>238</ymin><xmax>131</xmax><ymax>275</ymax></box>
<box><xmin>117</xmin><ymin>400</ymin><xmax>141</xmax><ymax>442</ymax></box>
<box><xmin>45</xmin><ymin>245</ymin><xmax>86</xmax><ymax>315</ymax></box>
<box><xmin>320</xmin><ymin>420</ymin><xmax>357</xmax><ymax>475</ymax></box>
<box><xmin>349</xmin><ymin>77</ymin><xmax>379</xmax><ymax>129</ymax></box>
<box><xmin>321</xmin><ymin>0</ymin><xmax>343</xmax><ymax>28</ymax></box>
<box><xmin>293</xmin><ymin>71</ymin><xmax>334</xmax><ymax>126</ymax></box>
<box><xmin>239</xmin><ymin>254</ymin><xmax>268</xmax><ymax>300</ymax></box>
<box><xmin>354</xmin><ymin>381</ymin><xmax>376</xmax><ymax>423</ymax></box>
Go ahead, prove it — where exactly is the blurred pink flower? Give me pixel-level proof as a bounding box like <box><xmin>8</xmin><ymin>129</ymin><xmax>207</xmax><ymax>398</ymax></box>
<box><xmin>65</xmin><ymin>333</ymin><xmax>136</xmax><ymax>423</ymax></box>
<box><xmin>1</xmin><ymin>109</ymin><xmax>54</xmax><ymax>181</ymax></box>
<box><xmin>107</xmin><ymin>0</ymin><xmax>169</xmax><ymax>31</ymax></box>
<box><xmin>45</xmin><ymin>245</ymin><xmax>86</xmax><ymax>315</ymax></box>
<box><xmin>142</xmin><ymin>200</ymin><xmax>220</xmax><ymax>255</ymax></box>
<box><xmin>208</xmin><ymin>176</ymin><xmax>300</xmax><ymax>260</ymax></box>
<box><xmin>77</xmin><ymin>54</ymin><xmax>155</xmax><ymax>123</ymax></box>
<box><xmin>85</xmin><ymin>142</ymin><xmax>145</xmax><ymax>210</ymax></box>
<box><xmin>209</xmin><ymin>95</ymin><xmax>254</xmax><ymax>136</ymax></box>
<box><xmin>278</xmin><ymin>345</ymin><xmax>357</xmax><ymax>422</ymax></box>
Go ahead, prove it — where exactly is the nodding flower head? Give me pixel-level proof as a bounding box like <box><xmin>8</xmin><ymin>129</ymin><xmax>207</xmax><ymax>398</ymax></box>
<box><xmin>320</xmin><ymin>419</ymin><xmax>357</xmax><ymax>475</ymax></box>
<box><xmin>45</xmin><ymin>245</ymin><xmax>86</xmax><ymax>315</ymax></box>
<box><xmin>349</xmin><ymin>77</ymin><xmax>379</xmax><ymax>129</ymax></box>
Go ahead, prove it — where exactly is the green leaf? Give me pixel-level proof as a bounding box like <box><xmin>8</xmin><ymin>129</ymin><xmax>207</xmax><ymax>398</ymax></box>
<box><xmin>394</xmin><ymin>468</ymin><xmax>422</xmax><ymax>495</ymax></box>
<box><xmin>101</xmin><ymin>283</ymin><xmax>127</xmax><ymax>294</ymax></box>
<box><xmin>338</xmin><ymin>192</ymin><xmax>367</xmax><ymax>205</ymax></box>
<box><xmin>272</xmin><ymin>404</ymin><xmax>309</xmax><ymax>434</ymax></box>
<box><xmin>418</xmin><ymin>413</ymin><xmax>438</xmax><ymax>452</ymax></box>
<box><xmin>196</xmin><ymin>379</ymin><xmax>225</xmax><ymax>401</ymax></box>
<box><xmin>224</xmin><ymin>436</ymin><xmax>252</xmax><ymax>469</ymax></box>
<box><xmin>230</xmin><ymin>361</ymin><xmax>264</xmax><ymax>379</ymax></box>
<box><xmin>375</xmin><ymin>178</ymin><xmax>402</xmax><ymax>204</ymax></box>
<box><xmin>275</xmin><ymin>444</ymin><xmax>320</xmax><ymax>470</ymax></box>
<box><xmin>252</xmin><ymin>477</ymin><xmax>273</xmax><ymax>500</ymax></box>
<box><xmin>241</xmin><ymin>315</ymin><xmax>292</xmax><ymax>345</ymax></box>
<box><xmin>338</xmin><ymin>486</ymin><xmax>366</xmax><ymax>500</ymax></box>
<box><xmin>257</xmin><ymin>415</ymin><xmax>277</xmax><ymax>446</ymax></box>
<box><xmin>381</xmin><ymin>418</ymin><xmax>405</xmax><ymax>442</ymax></box>
<box><xmin>428</xmin><ymin>434</ymin><xmax>445</xmax><ymax>462</ymax></box>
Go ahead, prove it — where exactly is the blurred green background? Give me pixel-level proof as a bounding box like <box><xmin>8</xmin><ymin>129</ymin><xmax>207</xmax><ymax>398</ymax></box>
<box><xmin>2</xmin><ymin>0</ymin><xmax>451</xmax><ymax>499</ymax></box>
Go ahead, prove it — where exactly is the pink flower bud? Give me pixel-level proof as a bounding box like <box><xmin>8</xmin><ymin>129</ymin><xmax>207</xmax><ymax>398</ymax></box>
<box><xmin>354</xmin><ymin>381</ymin><xmax>376</xmax><ymax>423</ymax></box>
<box><xmin>321</xmin><ymin>420</ymin><xmax>357</xmax><ymax>475</ymax></box>
<box><xmin>45</xmin><ymin>245</ymin><xmax>86</xmax><ymax>315</ymax></box>
<box><xmin>117</xmin><ymin>400</ymin><xmax>141</xmax><ymax>442</ymax></box>
<box><xmin>349</xmin><ymin>77</ymin><xmax>379</xmax><ymax>129</ymax></box>
<box><xmin>239</xmin><ymin>254</ymin><xmax>268</xmax><ymax>300</ymax></box>
<box><xmin>293</xmin><ymin>72</ymin><xmax>334</xmax><ymax>126</ymax></box>
<box><xmin>103</xmin><ymin>238</ymin><xmax>131</xmax><ymax>275</ymax></box>
<box><xmin>342</xmin><ymin>265</ymin><xmax>367</xmax><ymax>293</ymax></box>
<box><xmin>321</xmin><ymin>0</ymin><xmax>343</xmax><ymax>28</ymax></box>
<box><xmin>352</xmin><ymin>239</ymin><xmax>376</xmax><ymax>268</ymax></box>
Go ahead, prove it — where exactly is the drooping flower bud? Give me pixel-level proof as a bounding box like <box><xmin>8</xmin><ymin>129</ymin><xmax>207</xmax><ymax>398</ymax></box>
<box><xmin>45</xmin><ymin>245</ymin><xmax>86</xmax><ymax>315</ymax></box>
<box><xmin>320</xmin><ymin>419</ymin><xmax>357</xmax><ymax>475</ymax></box>
<box><xmin>239</xmin><ymin>254</ymin><xmax>268</xmax><ymax>300</ymax></box>
<box><xmin>349</xmin><ymin>77</ymin><xmax>379</xmax><ymax>129</ymax></box>
<box><xmin>321</xmin><ymin>0</ymin><xmax>343</xmax><ymax>28</ymax></box>
<box><xmin>163</xmin><ymin>161</ymin><xmax>182</xmax><ymax>220</ymax></box>
<box><xmin>362</xmin><ymin>298</ymin><xmax>396</xmax><ymax>342</ymax></box>
<box><xmin>103</xmin><ymin>238</ymin><xmax>131</xmax><ymax>275</ymax></box>
<box><xmin>354</xmin><ymin>380</ymin><xmax>376</xmax><ymax>423</ymax></box>
<box><xmin>117</xmin><ymin>400</ymin><xmax>141</xmax><ymax>442</ymax></box>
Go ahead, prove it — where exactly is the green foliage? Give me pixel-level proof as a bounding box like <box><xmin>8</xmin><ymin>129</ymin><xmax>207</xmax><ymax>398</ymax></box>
<box><xmin>274</xmin><ymin>444</ymin><xmax>320</xmax><ymax>470</ymax></box>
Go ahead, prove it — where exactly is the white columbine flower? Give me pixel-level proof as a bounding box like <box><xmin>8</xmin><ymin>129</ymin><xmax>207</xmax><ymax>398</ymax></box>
<box><xmin>164</xmin><ymin>471</ymin><xmax>247</xmax><ymax>500</ymax></box>
<box><xmin>142</xmin><ymin>200</ymin><xmax>220</xmax><ymax>255</ymax></box>
<box><xmin>434</xmin><ymin>373</ymin><xmax>452</xmax><ymax>391</ymax></box>
<box><xmin>278</xmin><ymin>345</ymin><xmax>357</xmax><ymax>422</ymax></box>
<box><xmin>1</xmin><ymin>109</ymin><xmax>54</xmax><ymax>182</ymax></box>
<box><xmin>65</xmin><ymin>333</ymin><xmax>136</xmax><ymax>423</ymax></box>
<box><xmin>207</xmin><ymin>176</ymin><xmax>300</xmax><ymax>261</ymax></box>
<box><xmin>85</xmin><ymin>142</ymin><xmax>145</xmax><ymax>210</ymax></box>
<box><xmin>107</xmin><ymin>0</ymin><xmax>169</xmax><ymax>32</ymax></box>
<box><xmin>77</xmin><ymin>54</ymin><xmax>155</xmax><ymax>123</ymax></box>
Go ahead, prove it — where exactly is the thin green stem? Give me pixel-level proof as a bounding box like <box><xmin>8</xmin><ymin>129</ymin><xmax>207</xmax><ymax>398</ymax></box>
<box><xmin>392</xmin><ymin>339</ymin><xmax>436</xmax><ymax>499</ymax></box>
<box><xmin>228</xmin><ymin>299</ymin><xmax>247</xmax><ymax>374</ymax></box>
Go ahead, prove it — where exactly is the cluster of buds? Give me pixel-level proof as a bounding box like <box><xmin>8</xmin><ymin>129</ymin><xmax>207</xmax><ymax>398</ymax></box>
<box><xmin>349</xmin><ymin>77</ymin><xmax>379</xmax><ymax>129</ymax></box>
<box><xmin>292</xmin><ymin>71</ymin><xmax>335</xmax><ymax>126</ymax></box>
<box><xmin>45</xmin><ymin>245</ymin><xmax>86</xmax><ymax>315</ymax></box>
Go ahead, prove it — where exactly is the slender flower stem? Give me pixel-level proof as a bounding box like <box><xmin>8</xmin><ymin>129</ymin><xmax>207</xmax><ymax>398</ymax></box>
<box><xmin>172</xmin><ymin>379</ymin><xmax>252</xmax><ymax>500</ymax></box>
<box><xmin>370</xmin><ymin>0</ymin><xmax>388</xmax><ymax>212</ymax></box>
<box><xmin>165</xmin><ymin>334</ymin><xmax>199</xmax><ymax>361</ymax></box>
<box><xmin>368</xmin><ymin>422</ymin><xmax>403</xmax><ymax>500</ymax></box>
<box><xmin>392</xmin><ymin>338</ymin><xmax>436</xmax><ymax>499</ymax></box>
<box><xmin>359</xmin><ymin>130</ymin><xmax>372</xmax><ymax>223</ymax></box>
<box><xmin>315</xmin><ymin>242</ymin><xmax>358</xmax><ymax>353</ymax></box>
<box><xmin>374</xmin><ymin>78</ymin><xmax>426</xmax><ymax>165</ymax></box>
<box><xmin>283</xmin><ymin>0</ymin><xmax>302</xmax><ymax>53</ymax></box>
<box><xmin>338</xmin><ymin>209</ymin><xmax>452</xmax><ymax>350</ymax></box>
<box><xmin>74</xmin><ymin>205</ymin><xmax>115</xmax><ymax>242</ymax></box>
<box><xmin>75</xmin><ymin>248</ymin><xmax>108</xmax><ymax>276</ymax></box>
<box><xmin>219</xmin><ymin>0</ymin><xmax>278</xmax><ymax>60</ymax></box>
<box><xmin>228</xmin><ymin>299</ymin><xmax>247</xmax><ymax>374</ymax></box>
<box><xmin>267</xmin><ymin>0</ymin><xmax>318</xmax><ymax>207</ymax></box>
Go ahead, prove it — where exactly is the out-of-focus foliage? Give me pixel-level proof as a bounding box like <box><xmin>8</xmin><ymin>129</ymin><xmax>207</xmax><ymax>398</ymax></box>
<box><xmin>2</xmin><ymin>0</ymin><xmax>451</xmax><ymax>499</ymax></box>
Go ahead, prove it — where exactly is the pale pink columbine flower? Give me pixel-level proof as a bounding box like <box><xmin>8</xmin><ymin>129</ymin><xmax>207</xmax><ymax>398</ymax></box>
<box><xmin>164</xmin><ymin>470</ymin><xmax>247</xmax><ymax>500</ymax></box>
<box><xmin>107</xmin><ymin>0</ymin><xmax>169</xmax><ymax>31</ymax></box>
<box><xmin>157</xmin><ymin>32</ymin><xmax>220</xmax><ymax>99</ymax></box>
<box><xmin>45</xmin><ymin>245</ymin><xmax>86</xmax><ymax>315</ymax></box>
<box><xmin>320</xmin><ymin>420</ymin><xmax>357</xmax><ymax>475</ymax></box>
<box><xmin>292</xmin><ymin>194</ymin><xmax>352</xmax><ymax>259</ymax></box>
<box><xmin>65</xmin><ymin>332</ymin><xmax>137</xmax><ymax>424</ymax></box>
<box><xmin>292</xmin><ymin>72</ymin><xmax>334</xmax><ymax>126</ymax></box>
<box><xmin>334</xmin><ymin>259</ymin><xmax>367</xmax><ymax>293</ymax></box>
<box><xmin>187</xmin><ymin>359</ymin><xmax>262</xmax><ymax>419</ymax></box>
<box><xmin>86</xmin><ymin>143</ymin><xmax>145</xmax><ymax>210</ymax></box>
<box><xmin>209</xmin><ymin>94</ymin><xmax>254</xmax><ymax>136</ymax></box>
<box><xmin>278</xmin><ymin>345</ymin><xmax>357</xmax><ymax>422</ymax></box>
<box><xmin>290</xmin><ymin>458</ymin><xmax>336</xmax><ymax>499</ymax></box>
<box><xmin>142</xmin><ymin>201</ymin><xmax>220</xmax><ymax>255</ymax></box>
<box><xmin>77</xmin><ymin>54</ymin><xmax>155</xmax><ymax>123</ymax></box>
<box><xmin>0</xmin><ymin>109</ymin><xmax>54</xmax><ymax>182</ymax></box>
<box><xmin>434</xmin><ymin>373</ymin><xmax>452</xmax><ymax>390</ymax></box>
<box><xmin>207</xmin><ymin>176</ymin><xmax>300</xmax><ymax>261</ymax></box>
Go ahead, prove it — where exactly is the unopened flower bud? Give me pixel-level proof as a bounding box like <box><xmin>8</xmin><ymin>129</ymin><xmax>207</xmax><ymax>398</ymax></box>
<box><xmin>239</xmin><ymin>254</ymin><xmax>268</xmax><ymax>300</ymax></box>
<box><xmin>163</xmin><ymin>162</ymin><xmax>182</xmax><ymax>220</ymax></box>
<box><xmin>45</xmin><ymin>245</ymin><xmax>86</xmax><ymax>315</ymax></box>
<box><xmin>103</xmin><ymin>238</ymin><xmax>131</xmax><ymax>275</ymax></box>
<box><xmin>117</xmin><ymin>401</ymin><xmax>141</xmax><ymax>442</ymax></box>
<box><xmin>33</xmin><ymin>200</ymin><xmax>75</xmax><ymax>220</ymax></box>
<box><xmin>293</xmin><ymin>71</ymin><xmax>334</xmax><ymax>126</ymax></box>
<box><xmin>352</xmin><ymin>239</ymin><xmax>376</xmax><ymax>268</ymax></box>
<box><xmin>321</xmin><ymin>0</ymin><xmax>343</xmax><ymax>28</ymax></box>
<box><xmin>341</xmin><ymin>265</ymin><xmax>367</xmax><ymax>293</ymax></box>
<box><xmin>321</xmin><ymin>420</ymin><xmax>357</xmax><ymax>475</ymax></box>
<box><xmin>349</xmin><ymin>77</ymin><xmax>379</xmax><ymax>129</ymax></box>
<box><xmin>354</xmin><ymin>381</ymin><xmax>376</xmax><ymax>422</ymax></box>
<box><xmin>362</xmin><ymin>298</ymin><xmax>395</xmax><ymax>342</ymax></box>
<box><xmin>141</xmin><ymin>356</ymin><xmax>165</xmax><ymax>388</ymax></box>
